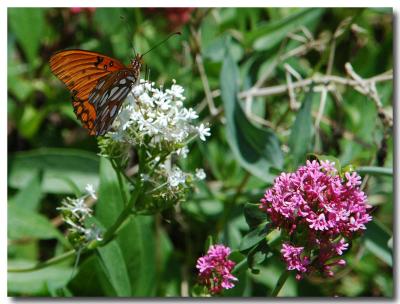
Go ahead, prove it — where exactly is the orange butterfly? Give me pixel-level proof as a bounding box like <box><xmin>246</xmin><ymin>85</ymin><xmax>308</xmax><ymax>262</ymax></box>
<box><xmin>50</xmin><ymin>50</ymin><xmax>142</xmax><ymax>136</ymax></box>
<box><xmin>50</xmin><ymin>33</ymin><xmax>180</xmax><ymax>136</ymax></box>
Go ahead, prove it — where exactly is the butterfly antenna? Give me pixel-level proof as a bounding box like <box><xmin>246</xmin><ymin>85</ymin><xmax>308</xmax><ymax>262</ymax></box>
<box><xmin>141</xmin><ymin>32</ymin><xmax>181</xmax><ymax>57</ymax></box>
<box><xmin>120</xmin><ymin>15</ymin><xmax>137</xmax><ymax>58</ymax></box>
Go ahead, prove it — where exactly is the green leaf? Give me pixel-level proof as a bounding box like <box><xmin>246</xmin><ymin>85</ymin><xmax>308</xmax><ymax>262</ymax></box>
<box><xmin>249</xmin><ymin>260</ymin><xmax>297</xmax><ymax>296</ymax></box>
<box><xmin>93</xmin><ymin>8</ymin><xmax>129</xmax><ymax>59</ymax></box>
<box><xmin>205</xmin><ymin>235</ymin><xmax>214</xmax><ymax>252</ymax></box>
<box><xmin>243</xmin><ymin>202</ymin><xmax>268</xmax><ymax>229</ymax></box>
<box><xmin>288</xmin><ymin>90</ymin><xmax>314</xmax><ymax>167</ymax></box>
<box><xmin>117</xmin><ymin>216</ymin><xmax>156</xmax><ymax>296</ymax></box>
<box><xmin>96</xmin><ymin>240</ymin><xmax>132</xmax><ymax>297</ymax></box>
<box><xmin>222</xmin><ymin>251</ymin><xmax>248</xmax><ymax>297</ymax></box>
<box><xmin>8</xmin><ymin>8</ymin><xmax>45</xmax><ymax>68</ymax></box>
<box><xmin>18</xmin><ymin>105</ymin><xmax>48</xmax><ymax>139</ymax></box>
<box><xmin>8</xmin><ymin>260</ymin><xmax>72</xmax><ymax>296</ymax></box>
<box><xmin>239</xmin><ymin>223</ymin><xmax>270</xmax><ymax>251</ymax></box>
<box><xmin>222</xmin><ymin>271</ymin><xmax>248</xmax><ymax>297</ymax></box>
<box><xmin>68</xmin><ymin>255</ymin><xmax>106</xmax><ymax>296</ymax></box>
<box><xmin>191</xmin><ymin>284</ymin><xmax>209</xmax><ymax>297</ymax></box>
<box><xmin>230</xmin><ymin>251</ymin><xmax>247</xmax><ymax>273</ymax></box>
<box><xmin>356</xmin><ymin>166</ymin><xmax>393</xmax><ymax>177</ymax></box>
<box><xmin>8</xmin><ymin>148</ymin><xmax>99</xmax><ymax>194</ymax></box>
<box><xmin>95</xmin><ymin>158</ymin><xmax>156</xmax><ymax>296</ymax></box>
<box><xmin>203</xmin><ymin>35</ymin><xmax>243</xmax><ymax>62</ymax></box>
<box><xmin>245</xmin><ymin>8</ymin><xmax>325</xmax><ymax>51</ymax></box>
<box><xmin>8</xmin><ymin>204</ymin><xmax>65</xmax><ymax>244</ymax></box>
<box><xmin>202</xmin><ymin>35</ymin><xmax>228</xmax><ymax>61</ymax></box>
<box><xmin>247</xmin><ymin>241</ymin><xmax>271</xmax><ymax>272</ymax></box>
<box><xmin>364</xmin><ymin>220</ymin><xmax>392</xmax><ymax>267</ymax></box>
<box><xmin>10</xmin><ymin>171</ymin><xmax>42</xmax><ymax>211</ymax></box>
<box><xmin>8</xmin><ymin>76</ymin><xmax>35</xmax><ymax>102</ymax></box>
<box><xmin>94</xmin><ymin>158</ymin><xmax>131</xmax><ymax>296</ymax></box>
<box><xmin>183</xmin><ymin>199</ymin><xmax>224</xmax><ymax>220</ymax></box>
<box><xmin>221</xmin><ymin>49</ymin><xmax>283</xmax><ymax>183</ymax></box>
<box><xmin>95</xmin><ymin>157</ymin><xmax>126</xmax><ymax>227</ymax></box>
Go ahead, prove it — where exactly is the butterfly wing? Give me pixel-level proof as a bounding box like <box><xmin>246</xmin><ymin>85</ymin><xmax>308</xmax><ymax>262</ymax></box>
<box><xmin>89</xmin><ymin>69</ymin><xmax>138</xmax><ymax>135</ymax></box>
<box><xmin>49</xmin><ymin>50</ymin><xmax>126</xmax><ymax>135</ymax></box>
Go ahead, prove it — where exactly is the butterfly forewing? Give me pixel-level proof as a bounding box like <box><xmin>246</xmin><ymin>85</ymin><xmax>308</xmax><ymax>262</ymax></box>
<box><xmin>49</xmin><ymin>50</ymin><xmax>131</xmax><ymax>135</ymax></box>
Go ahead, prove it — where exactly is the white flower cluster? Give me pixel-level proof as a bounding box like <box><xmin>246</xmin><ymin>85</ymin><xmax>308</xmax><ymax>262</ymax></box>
<box><xmin>100</xmin><ymin>80</ymin><xmax>210</xmax><ymax>206</ymax></box>
<box><xmin>110</xmin><ymin>79</ymin><xmax>211</xmax><ymax>147</ymax></box>
<box><xmin>166</xmin><ymin>167</ymin><xmax>206</xmax><ymax>188</ymax></box>
<box><xmin>57</xmin><ymin>184</ymin><xmax>102</xmax><ymax>245</ymax></box>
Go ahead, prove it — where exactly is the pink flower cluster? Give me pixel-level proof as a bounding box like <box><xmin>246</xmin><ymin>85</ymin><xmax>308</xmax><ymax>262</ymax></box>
<box><xmin>145</xmin><ymin>8</ymin><xmax>195</xmax><ymax>30</ymax></box>
<box><xmin>70</xmin><ymin>7</ymin><xmax>96</xmax><ymax>14</ymax></box>
<box><xmin>196</xmin><ymin>244</ymin><xmax>238</xmax><ymax>294</ymax></box>
<box><xmin>260</xmin><ymin>160</ymin><xmax>372</xmax><ymax>279</ymax></box>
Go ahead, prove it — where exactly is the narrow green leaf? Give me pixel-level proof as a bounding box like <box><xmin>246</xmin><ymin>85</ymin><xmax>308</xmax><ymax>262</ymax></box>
<box><xmin>96</xmin><ymin>241</ymin><xmax>132</xmax><ymax>297</ymax></box>
<box><xmin>222</xmin><ymin>251</ymin><xmax>249</xmax><ymax>297</ymax></box>
<box><xmin>247</xmin><ymin>241</ymin><xmax>271</xmax><ymax>271</ymax></box>
<box><xmin>356</xmin><ymin>166</ymin><xmax>393</xmax><ymax>177</ymax></box>
<box><xmin>8</xmin><ymin>260</ymin><xmax>72</xmax><ymax>296</ymax></box>
<box><xmin>243</xmin><ymin>203</ymin><xmax>268</xmax><ymax>229</ymax></box>
<box><xmin>221</xmin><ymin>50</ymin><xmax>283</xmax><ymax>183</ymax></box>
<box><xmin>387</xmin><ymin>237</ymin><xmax>393</xmax><ymax>249</ymax></box>
<box><xmin>8</xmin><ymin>148</ymin><xmax>99</xmax><ymax>194</ymax></box>
<box><xmin>95</xmin><ymin>157</ymin><xmax>125</xmax><ymax>228</ymax></box>
<box><xmin>288</xmin><ymin>90</ymin><xmax>314</xmax><ymax>167</ymax></box>
<box><xmin>11</xmin><ymin>171</ymin><xmax>42</xmax><ymax>211</ymax></box>
<box><xmin>205</xmin><ymin>235</ymin><xmax>214</xmax><ymax>252</ymax></box>
<box><xmin>18</xmin><ymin>105</ymin><xmax>48</xmax><ymax>139</ymax></box>
<box><xmin>68</xmin><ymin>256</ymin><xmax>106</xmax><ymax>296</ymax></box>
<box><xmin>239</xmin><ymin>224</ymin><xmax>270</xmax><ymax>251</ymax></box>
<box><xmin>117</xmin><ymin>216</ymin><xmax>156</xmax><ymax>296</ymax></box>
<box><xmin>8</xmin><ymin>204</ymin><xmax>65</xmax><ymax>244</ymax></box>
<box><xmin>364</xmin><ymin>220</ymin><xmax>392</xmax><ymax>267</ymax></box>
<box><xmin>245</xmin><ymin>8</ymin><xmax>325</xmax><ymax>50</ymax></box>
<box><xmin>8</xmin><ymin>8</ymin><xmax>45</xmax><ymax>68</ymax></box>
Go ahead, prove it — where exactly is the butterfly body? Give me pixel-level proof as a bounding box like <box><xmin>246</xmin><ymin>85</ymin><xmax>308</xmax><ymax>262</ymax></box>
<box><xmin>50</xmin><ymin>50</ymin><xmax>142</xmax><ymax>136</ymax></box>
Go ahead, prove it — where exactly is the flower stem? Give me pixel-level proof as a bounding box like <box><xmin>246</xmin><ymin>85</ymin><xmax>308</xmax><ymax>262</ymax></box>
<box><xmin>110</xmin><ymin>158</ymin><xmax>129</xmax><ymax>206</ymax></box>
<box><xmin>271</xmin><ymin>270</ymin><xmax>290</xmax><ymax>297</ymax></box>
<box><xmin>8</xmin><ymin>249</ymin><xmax>75</xmax><ymax>272</ymax></box>
<box><xmin>231</xmin><ymin>258</ymin><xmax>247</xmax><ymax>274</ymax></box>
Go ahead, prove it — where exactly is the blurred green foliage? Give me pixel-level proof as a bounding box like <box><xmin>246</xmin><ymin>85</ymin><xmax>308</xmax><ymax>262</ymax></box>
<box><xmin>8</xmin><ymin>7</ymin><xmax>392</xmax><ymax>297</ymax></box>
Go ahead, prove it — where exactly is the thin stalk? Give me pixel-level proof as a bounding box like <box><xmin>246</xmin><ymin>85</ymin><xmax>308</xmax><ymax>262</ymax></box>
<box><xmin>271</xmin><ymin>270</ymin><xmax>290</xmax><ymax>297</ymax></box>
<box><xmin>8</xmin><ymin>249</ymin><xmax>75</xmax><ymax>273</ymax></box>
<box><xmin>110</xmin><ymin>159</ymin><xmax>129</xmax><ymax>206</ymax></box>
<box><xmin>148</xmin><ymin>153</ymin><xmax>169</xmax><ymax>177</ymax></box>
<box><xmin>357</xmin><ymin>166</ymin><xmax>393</xmax><ymax>177</ymax></box>
<box><xmin>231</xmin><ymin>258</ymin><xmax>247</xmax><ymax>275</ymax></box>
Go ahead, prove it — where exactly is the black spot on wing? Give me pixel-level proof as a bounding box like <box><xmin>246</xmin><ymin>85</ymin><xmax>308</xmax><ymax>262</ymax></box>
<box><xmin>94</xmin><ymin>56</ymin><xmax>104</xmax><ymax>68</ymax></box>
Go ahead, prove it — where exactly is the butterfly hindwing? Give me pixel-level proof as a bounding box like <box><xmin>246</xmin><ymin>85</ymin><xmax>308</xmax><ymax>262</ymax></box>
<box><xmin>90</xmin><ymin>69</ymin><xmax>138</xmax><ymax>135</ymax></box>
<box><xmin>72</xmin><ymin>97</ymin><xmax>97</xmax><ymax>135</ymax></box>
